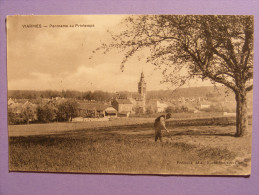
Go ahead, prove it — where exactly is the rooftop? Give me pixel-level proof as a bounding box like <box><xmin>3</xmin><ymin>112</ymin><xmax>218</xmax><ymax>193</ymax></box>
<box><xmin>114</xmin><ymin>98</ymin><xmax>133</xmax><ymax>104</ymax></box>
<box><xmin>78</xmin><ymin>103</ymin><xmax>111</xmax><ymax>111</ymax></box>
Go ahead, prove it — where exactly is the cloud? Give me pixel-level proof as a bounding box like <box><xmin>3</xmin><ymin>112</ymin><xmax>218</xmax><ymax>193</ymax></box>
<box><xmin>8</xmin><ymin>61</ymin><xmax>165</xmax><ymax>92</ymax></box>
<box><xmin>7</xmin><ymin>15</ymin><xmax>124</xmax><ymax>81</ymax></box>
<box><xmin>7</xmin><ymin>15</ymin><xmax>213</xmax><ymax>92</ymax></box>
<box><xmin>8</xmin><ymin>62</ymin><xmax>213</xmax><ymax>92</ymax></box>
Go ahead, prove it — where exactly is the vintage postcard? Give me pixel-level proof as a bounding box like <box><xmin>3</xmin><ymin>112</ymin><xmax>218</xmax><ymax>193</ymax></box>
<box><xmin>7</xmin><ymin>15</ymin><xmax>253</xmax><ymax>175</ymax></box>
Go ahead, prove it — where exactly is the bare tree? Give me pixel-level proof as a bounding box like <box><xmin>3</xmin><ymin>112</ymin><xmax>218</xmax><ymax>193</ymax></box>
<box><xmin>100</xmin><ymin>15</ymin><xmax>253</xmax><ymax>137</ymax></box>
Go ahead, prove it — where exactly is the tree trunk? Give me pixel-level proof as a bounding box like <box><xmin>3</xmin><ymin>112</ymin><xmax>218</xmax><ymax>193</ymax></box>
<box><xmin>235</xmin><ymin>90</ymin><xmax>248</xmax><ymax>137</ymax></box>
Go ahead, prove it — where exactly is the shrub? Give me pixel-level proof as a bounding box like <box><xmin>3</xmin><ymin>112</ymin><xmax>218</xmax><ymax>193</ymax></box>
<box><xmin>37</xmin><ymin>104</ymin><xmax>57</xmax><ymax>123</ymax></box>
<box><xmin>57</xmin><ymin>99</ymin><xmax>79</xmax><ymax>122</ymax></box>
<box><xmin>166</xmin><ymin>105</ymin><xmax>189</xmax><ymax>113</ymax></box>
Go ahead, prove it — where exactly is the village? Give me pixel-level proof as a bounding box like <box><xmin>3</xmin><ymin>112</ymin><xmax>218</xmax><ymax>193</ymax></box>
<box><xmin>7</xmin><ymin>72</ymin><xmax>240</xmax><ymax>125</ymax></box>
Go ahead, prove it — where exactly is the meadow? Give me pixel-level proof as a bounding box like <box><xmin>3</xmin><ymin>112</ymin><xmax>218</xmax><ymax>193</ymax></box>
<box><xmin>9</xmin><ymin>115</ymin><xmax>252</xmax><ymax>175</ymax></box>
<box><xmin>8</xmin><ymin>112</ymin><xmax>228</xmax><ymax>137</ymax></box>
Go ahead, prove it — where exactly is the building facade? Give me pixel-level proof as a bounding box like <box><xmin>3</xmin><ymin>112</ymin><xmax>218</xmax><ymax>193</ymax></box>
<box><xmin>111</xmin><ymin>72</ymin><xmax>147</xmax><ymax>116</ymax></box>
<box><xmin>148</xmin><ymin>100</ymin><xmax>168</xmax><ymax>113</ymax></box>
<box><xmin>111</xmin><ymin>97</ymin><xmax>133</xmax><ymax>117</ymax></box>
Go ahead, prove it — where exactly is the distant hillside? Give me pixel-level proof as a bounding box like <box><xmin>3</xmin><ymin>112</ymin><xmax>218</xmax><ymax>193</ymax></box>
<box><xmin>146</xmin><ymin>86</ymin><xmax>234</xmax><ymax>100</ymax></box>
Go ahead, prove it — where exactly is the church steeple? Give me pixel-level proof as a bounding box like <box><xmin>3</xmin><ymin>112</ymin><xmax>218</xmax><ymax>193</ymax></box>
<box><xmin>136</xmin><ymin>71</ymin><xmax>147</xmax><ymax>113</ymax></box>
<box><xmin>138</xmin><ymin>71</ymin><xmax>146</xmax><ymax>95</ymax></box>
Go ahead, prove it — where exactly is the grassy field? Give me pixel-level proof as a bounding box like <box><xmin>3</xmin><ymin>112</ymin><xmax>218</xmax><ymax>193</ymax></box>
<box><xmin>8</xmin><ymin>112</ymin><xmax>233</xmax><ymax>137</ymax></box>
<box><xmin>9</xmin><ymin>116</ymin><xmax>252</xmax><ymax>175</ymax></box>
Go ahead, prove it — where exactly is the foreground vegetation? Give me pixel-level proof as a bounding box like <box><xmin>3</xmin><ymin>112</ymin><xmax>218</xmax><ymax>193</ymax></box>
<box><xmin>9</xmin><ymin>117</ymin><xmax>252</xmax><ymax>175</ymax></box>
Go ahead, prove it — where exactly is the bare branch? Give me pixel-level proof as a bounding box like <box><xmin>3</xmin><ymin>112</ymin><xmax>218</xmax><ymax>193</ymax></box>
<box><xmin>246</xmin><ymin>85</ymin><xmax>253</xmax><ymax>91</ymax></box>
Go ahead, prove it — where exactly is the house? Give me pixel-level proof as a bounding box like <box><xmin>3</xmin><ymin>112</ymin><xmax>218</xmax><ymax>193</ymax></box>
<box><xmin>104</xmin><ymin>107</ymin><xmax>118</xmax><ymax>117</ymax></box>
<box><xmin>200</xmin><ymin>104</ymin><xmax>211</xmax><ymax>110</ymax></box>
<box><xmin>147</xmin><ymin>100</ymin><xmax>168</xmax><ymax>113</ymax></box>
<box><xmin>111</xmin><ymin>98</ymin><xmax>133</xmax><ymax>117</ymax></box>
<box><xmin>78</xmin><ymin>102</ymin><xmax>117</xmax><ymax>118</ymax></box>
<box><xmin>8</xmin><ymin>98</ymin><xmax>15</xmax><ymax>106</ymax></box>
<box><xmin>117</xmin><ymin>111</ymin><xmax>131</xmax><ymax>117</ymax></box>
<box><xmin>8</xmin><ymin>99</ymin><xmax>38</xmax><ymax>123</ymax></box>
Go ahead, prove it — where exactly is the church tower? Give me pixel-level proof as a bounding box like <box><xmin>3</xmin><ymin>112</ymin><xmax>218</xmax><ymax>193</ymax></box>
<box><xmin>138</xmin><ymin>72</ymin><xmax>146</xmax><ymax>112</ymax></box>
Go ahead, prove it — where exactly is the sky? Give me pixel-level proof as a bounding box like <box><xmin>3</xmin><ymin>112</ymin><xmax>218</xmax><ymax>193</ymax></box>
<box><xmin>7</xmin><ymin>15</ymin><xmax>212</xmax><ymax>92</ymax></box>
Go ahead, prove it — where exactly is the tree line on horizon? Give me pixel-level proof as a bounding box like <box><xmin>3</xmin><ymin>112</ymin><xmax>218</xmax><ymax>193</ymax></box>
<box><xmin>8</xmin><ymin>90</ymin><xmax>116</xmax><ymax>102</ymax></box>
<box><xmin>8</xmin><ymin>86</ymin><xmax>233</xmax><ymax>101</ymax></box>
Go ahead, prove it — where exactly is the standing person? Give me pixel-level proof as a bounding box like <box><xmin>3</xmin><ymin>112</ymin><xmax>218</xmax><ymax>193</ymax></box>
<box><xmin>154</xmin><ymin>113</ymin><xmax>172</xmax><ymax>142</ymax></box>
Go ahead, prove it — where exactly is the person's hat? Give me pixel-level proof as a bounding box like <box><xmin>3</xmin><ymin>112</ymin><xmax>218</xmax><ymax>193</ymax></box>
<box><xmin>166</xmin><ymin>113</ymin><xmax>172</xmax><ymax>119</ymax></box>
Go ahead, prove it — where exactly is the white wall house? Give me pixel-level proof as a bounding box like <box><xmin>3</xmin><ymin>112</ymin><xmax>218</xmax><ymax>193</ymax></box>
<box><xmin>148</xmin><ymin>100</ymin><xmax>168</xmax><ymax>113</ymax></box>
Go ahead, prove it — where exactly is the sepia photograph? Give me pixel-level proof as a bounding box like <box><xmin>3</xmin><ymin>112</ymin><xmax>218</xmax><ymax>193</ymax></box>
<box><xmin>7</xmin><ymin>15</ymin><xmax>253</xmax><ymax>175</ymax></box>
